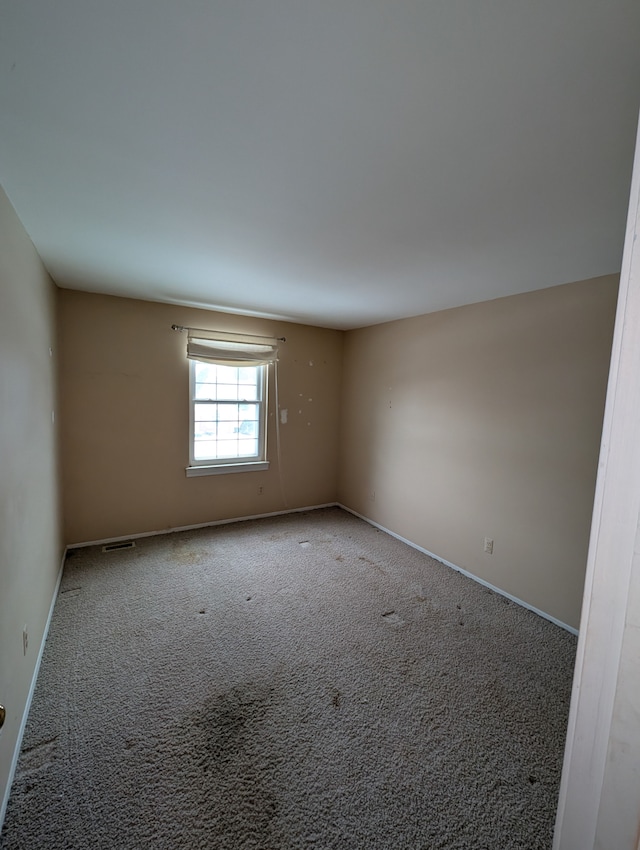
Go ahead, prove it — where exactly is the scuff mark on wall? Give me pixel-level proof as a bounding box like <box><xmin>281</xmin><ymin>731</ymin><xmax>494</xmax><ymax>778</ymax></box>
<box><xmin>280</xmin><ymin>409</ymin><xmax>288</xmax><ymax>424</ymax></box>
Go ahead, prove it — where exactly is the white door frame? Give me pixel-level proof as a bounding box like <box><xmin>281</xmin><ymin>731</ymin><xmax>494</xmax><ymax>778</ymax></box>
<box><xmin>553</xmin><ymin>115</ymin><xmax>640</xmax><ymax>850</ymax></box>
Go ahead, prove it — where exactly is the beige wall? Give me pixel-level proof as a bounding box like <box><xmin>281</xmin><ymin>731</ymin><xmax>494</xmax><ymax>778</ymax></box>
<box><xmin>58</xmin><ymin>290</ymin><xmax>343</xmax><ymax>544</ymax></box>
<box><xmin>0</xmin><ymin>187</ymin><xmax>62</xmax><ymax>816</ymax></box>
<box><xmin>339</xmin><ymin>276</ymin><xmax>618</xmax><ymax>629</ymax></box>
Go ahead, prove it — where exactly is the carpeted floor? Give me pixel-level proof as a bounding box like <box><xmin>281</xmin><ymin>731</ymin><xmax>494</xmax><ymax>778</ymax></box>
<box><xmin>1</xmin><ymin>507</ymin><xmax>576</xmax><ymax>849</ymax></box>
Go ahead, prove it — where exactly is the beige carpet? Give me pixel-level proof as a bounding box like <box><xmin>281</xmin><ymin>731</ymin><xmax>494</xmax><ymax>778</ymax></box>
<box><xmin>1</xmin><ymin>507</ymin><xmax>576</xmax><ymax>849</ymax></box>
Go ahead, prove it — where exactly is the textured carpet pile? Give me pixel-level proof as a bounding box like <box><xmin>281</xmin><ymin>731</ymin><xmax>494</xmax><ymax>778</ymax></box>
<box><xmin>1</xmin><ymin>508</ymin><xmax>576</xmax><ymax>849</ymax></box>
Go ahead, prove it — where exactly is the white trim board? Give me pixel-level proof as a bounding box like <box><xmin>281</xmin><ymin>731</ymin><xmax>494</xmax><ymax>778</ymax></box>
<box><xmin>338</xmin><ymin>504</ymin><xmax>579</xmax><ymax>636</ymax></box>
<box><xmin>0</xmin><ymin>548</ymin><xmax>66</xmax><ymax>834</ymax></box>
<box><xmin>67</xmin><ymin>503</ymin><xmax>339</xmax><ymax>549</ymax></box>
<box><xmin>552</xmin><ymin>116</ymin><xmax>640</xmax><ymax>850</ymax></box>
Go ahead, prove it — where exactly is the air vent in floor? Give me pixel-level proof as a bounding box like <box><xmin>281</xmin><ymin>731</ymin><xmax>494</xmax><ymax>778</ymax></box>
<box><xmin>102</xmin><ymin>541</ymin><xmax>136</xmax><ymax>553</ymax></box>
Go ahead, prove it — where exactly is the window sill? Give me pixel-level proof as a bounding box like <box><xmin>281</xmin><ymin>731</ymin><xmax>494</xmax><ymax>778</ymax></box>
<box><xmin>186</xmin><ymin>461</ymin><xmax>270</xmax><ymax>478</ymax></box>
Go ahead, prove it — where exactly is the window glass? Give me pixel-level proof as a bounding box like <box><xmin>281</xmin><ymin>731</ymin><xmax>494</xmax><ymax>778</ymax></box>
<box><xmin>190</xmin><ymin>361</ymin><xmax>266</xmax><ymax>466</ymax></box>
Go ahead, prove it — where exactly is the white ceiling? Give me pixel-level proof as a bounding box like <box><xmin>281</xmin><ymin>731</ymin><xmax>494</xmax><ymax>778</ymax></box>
<box><xmin>1</xmin><ymin>1</ymin><xmax>639</xmax><ymax>330</ymax></box>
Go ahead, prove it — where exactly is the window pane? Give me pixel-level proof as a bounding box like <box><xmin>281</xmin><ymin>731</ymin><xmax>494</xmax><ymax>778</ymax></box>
<box><xmin>238</xmin><ymin>366</ymin><xmax>257</xmax><ymax>383</ymax></box>
<box><xmin>216</xmin><ymin>423</ymin><xmax>236</xmax><ymax>441</ymax></box>
<box><xmin>195</xmin><ymin>362</ymin><xmax>217</xmax><ymax>383</ymax></box>
<box><xmin>238</xmin><ymin>438</ymin><xmax>258</xmax><ymax>456</ymax></box>
<box><xmin>194</xmin><ymin>402</ymin><xmax>217</xmax><ymax>421</ymax></box>
<box><xmin>239</xmin><ymin>403</ymin><xmax>258</xmax><ymax>418</ymax></box>
<box><xmin>193</xmin><ymin>440</ymin><xmax>218</xmax><ymax>460</ymax></box>
<box><xmin>238</xmin><ymin>384</ymin><xmax>258</xmax><ymax>401</ymax></box>
<box><xmin>237</xmin><ymin>420</ymin><xmax>257</xmax><ymax>437</ymax></box>
<box><xmin>218</xmin><ymin>404</ymin><xmax>239</xmax><ymax>422</ymax></box>
<box><xmin>195</xmin><ymin>382</ymin><xmax>219</xmax><ymax>400</ymax></box>
<box><xmin>216</xmin><ymin>439</ymin><xmax>240</xmax><ymax>458</ymax></box>
<box><xmin>194</xmin><ymin>421</ymin><xmax>217</xmax><ymax>440</ymax></box>
<box><xmin>219</xmin><ymin>383</ymin><xmax>240</xmax><ymax>401</ymax></box>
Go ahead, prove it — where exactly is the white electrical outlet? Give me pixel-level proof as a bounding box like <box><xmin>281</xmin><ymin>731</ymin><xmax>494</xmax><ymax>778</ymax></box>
<box><xmin>483</xmin><ymin>537</ymin><xmax>494</xmax><ymax>555</ymax></box>
<box><xmin>22</xmin><ymin>627</ymin><xmax>28</xmax><ymax>655</ymax></box>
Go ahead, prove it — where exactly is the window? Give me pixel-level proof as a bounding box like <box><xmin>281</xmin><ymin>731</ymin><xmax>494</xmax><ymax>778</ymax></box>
<box><xmin>184</xmin><ymin>334</ymin><xmax>277</xmax><ymax>477</ymax></box>
<box><xmin>190</xmin><ymin>361</ymin><xmax>267</xmax><ymax>469</ymax></box>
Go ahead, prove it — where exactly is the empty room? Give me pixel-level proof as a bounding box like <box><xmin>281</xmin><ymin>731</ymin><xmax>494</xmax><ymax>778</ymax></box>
<box><xmin>2</xmin><ymin>1</ymin><xmax>640</xmax><ymax>848</ymax></box>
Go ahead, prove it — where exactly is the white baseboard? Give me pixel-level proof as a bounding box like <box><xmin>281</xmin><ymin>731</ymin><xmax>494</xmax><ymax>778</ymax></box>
<box><xmin>338</xmin><ymin>504</ymin><xmax>579</xmax><ymax>636</ymax></box>
<box><xmin>67</xmin><ymin>503</ymin><xmax>340</xmax><ymax>549</ymax></box>
<box><xmin>0</xmin><ymin>547</ymin><xmax>66</xmax><ymax>833</ymax></box>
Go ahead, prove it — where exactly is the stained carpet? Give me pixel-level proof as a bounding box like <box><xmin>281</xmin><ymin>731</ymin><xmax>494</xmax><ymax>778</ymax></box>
<box><xmin>1</xmin><ymin>507</ymin><xmax>576</xmax><ymax>849</ymax></box>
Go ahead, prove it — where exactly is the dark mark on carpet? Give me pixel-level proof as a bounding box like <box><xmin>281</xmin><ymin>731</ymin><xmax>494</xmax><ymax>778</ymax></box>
<box><xmin>359</xmin><ymin>555</ymin><xmax>386</xmax><ymax>575</ymax></box>
<box><xmin>194</xmin><ymin>684</ymin><xmax>275</xmax><ymax>764</ymax></box>
<box><xmin>382</xmin><ymin>611</ymin><xmax>404</xmax><ymax>625</ymax></box>
<box><xmin>185</xmin><ymin>683</ymin><xmax>282</xmax><ymax>842</ymax></box>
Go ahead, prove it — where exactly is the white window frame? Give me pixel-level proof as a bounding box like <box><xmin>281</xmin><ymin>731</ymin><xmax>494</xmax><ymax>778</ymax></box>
<box><xmin>186</xmin><ymin>360</ymin><xmax>270</xmax><ymax>477</ymax></box>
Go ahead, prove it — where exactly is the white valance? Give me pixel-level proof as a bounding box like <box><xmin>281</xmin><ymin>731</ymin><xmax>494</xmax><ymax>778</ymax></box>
<box><xmin>187</xmin><ymin>337</ymin><xmax>279</xmax><ymax>367</ymax></box>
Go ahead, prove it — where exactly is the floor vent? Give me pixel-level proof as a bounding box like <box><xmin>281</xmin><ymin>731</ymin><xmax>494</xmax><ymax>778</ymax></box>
<box><xmin>102</xmin><ymin>541</ymin><xmax>136</xmax><ymax>553</ymax></box>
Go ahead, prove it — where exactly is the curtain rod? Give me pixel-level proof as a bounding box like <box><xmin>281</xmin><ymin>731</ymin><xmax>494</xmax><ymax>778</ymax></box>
<box><xmin>171</xmin><ymin>324</ymin><xmax>286</xmax><ymax>342</ymax></box>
